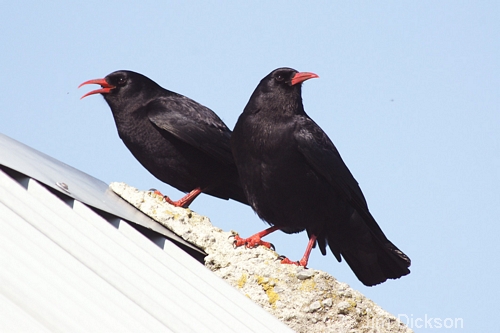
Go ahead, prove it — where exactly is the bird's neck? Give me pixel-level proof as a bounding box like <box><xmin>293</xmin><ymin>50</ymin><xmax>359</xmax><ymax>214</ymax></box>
<box><xmin>108</xmin><ymin>102</ymin><xmax>150</xmax><ymax>140</ymax></box>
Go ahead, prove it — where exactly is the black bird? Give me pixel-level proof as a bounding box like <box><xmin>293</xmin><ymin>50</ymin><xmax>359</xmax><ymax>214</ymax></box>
<box><xmin>231</xmin><ymin>67</ymin><xmax>410</xmax><ymax>286</ymax></box>
<box><xmin>79</xmin><ymin>70</ymin><xmax>248</xmax><ymax>207</ymax></box>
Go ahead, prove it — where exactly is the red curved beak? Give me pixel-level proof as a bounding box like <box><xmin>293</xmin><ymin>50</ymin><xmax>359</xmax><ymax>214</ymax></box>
<box><xmin>291</xmin><ymin>72</ymin><xmax>319</xmax><ymax>86</ymax></box>
<box><xmin>78</xmin><ymin>78</ymin><xmax>115</xmax><ymax>99</ymax></box>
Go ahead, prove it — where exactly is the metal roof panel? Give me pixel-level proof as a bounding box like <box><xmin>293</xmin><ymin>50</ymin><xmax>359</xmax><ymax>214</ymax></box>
<box><xmin>0</xmin><ymin>133</ymin><xmax>293</xmax><ymax>333</ymax></box>
<box><xmin>0</xmin><ymin>133</ymin><xmax>204</xmax><ymax>256</ymax></box>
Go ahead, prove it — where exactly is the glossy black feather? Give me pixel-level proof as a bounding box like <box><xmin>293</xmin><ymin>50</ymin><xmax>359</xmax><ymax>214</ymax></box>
<box><xmin>231</xmin><ymin>67</ymin><xmax>410</xmax><ymax>286</ymax></box>
<box><xmin>94</xmin><ymin>70</ymin><xmax>248</xmax><ymax>205</ymax></box>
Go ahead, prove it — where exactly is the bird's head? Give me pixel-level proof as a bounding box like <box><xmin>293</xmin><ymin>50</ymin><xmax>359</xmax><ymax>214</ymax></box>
<box><xmin>79</xmin><ymin>70</ymin><xmax>159</xmax><ymax>102</ymax></box>
<box><xmin>244</xmin><ymin>67</ymin><xmax>319</xmax><ymax>117</ymax></box>
<box><xmin>260</xmin><ymin>67</ymin><xmax>318</xmax><ymax>92</ymax></box>
<box><xmin>79</xmin><ymin>72</ymin><xmax>119</xmax><ymax>99</ymax></box>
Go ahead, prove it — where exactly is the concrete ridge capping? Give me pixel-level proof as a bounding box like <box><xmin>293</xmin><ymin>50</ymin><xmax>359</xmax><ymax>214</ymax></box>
<box><xmin>111</xmin><ymin>182</ymin><xmax>412</xmax><ymax>333</ymax></box>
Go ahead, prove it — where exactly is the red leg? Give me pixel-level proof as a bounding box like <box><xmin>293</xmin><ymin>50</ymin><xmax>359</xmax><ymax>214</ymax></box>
<box><xmin>154</xmin><ymin>188</ymin><xmax>202</xmax><ymax>208</ymax></box>
<box><xmin>232</xmin><ymin>226</ymin><xmax>280</xmax><ymax>250</ymax></box>
<box><xmin>280</xmin><ymin>234</ymin><xmax>317</xmax><ymax>267</ymax></box>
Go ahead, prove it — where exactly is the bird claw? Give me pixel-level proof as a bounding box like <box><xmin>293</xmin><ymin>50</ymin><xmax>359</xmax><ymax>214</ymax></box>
<box><xmin>231</xmin><ymin>234</ymin><xmax>274</xmax><ymax>250</ymax></box>
<box><xmin>148</xmin><ymin>189</ymin><xmax>185</xmax><ymax>207</ymax></box>
<box><xmin>151</xmin><ymin>190</ymin><xmax>177</xmax><ymax>205</ymax></box>
<box><xmin>228</xmin><ymin>234</ymin><xmax>240</xmax><ymax>249</ymax></box>
<box><xmin>229</xmin><ymin>234</ymin><xmax>254</xmax><ymax>249</ymax></box>
<box><xmin>150</xmin><ymin>189</ymin><xmax>164</xmax><ymax>197</ymax></box>
<box><xmin>231</xmin><ymin>237</ymin><xmax>241</xmax><ymax>249</ymax></box>
<box><xmin>160</xmin><ymin>195</ymin><xmax>190</xmax><ymax>208</ymax></box>
<box><xmin>277</xmin><ymin>256</ymin><xmax>304</xmax><ymax>267</ymax></box>
<box><xmin>232</xmin><ymin>235</ymin><xmax>249</xmax><ymax>248</ymax></box>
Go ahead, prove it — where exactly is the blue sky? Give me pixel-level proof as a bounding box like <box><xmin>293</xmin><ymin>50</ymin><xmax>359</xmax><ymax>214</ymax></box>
<box><xmin>1</xmin><ymin>2</ymin><xmax>498</xmax><ymax>331</ymax></box>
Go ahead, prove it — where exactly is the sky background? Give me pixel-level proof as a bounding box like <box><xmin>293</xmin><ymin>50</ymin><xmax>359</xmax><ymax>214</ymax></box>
<box><xmin>1</xmin><ymin>1</ymin><xmax>498</xmax><ymax>331</ymax></box>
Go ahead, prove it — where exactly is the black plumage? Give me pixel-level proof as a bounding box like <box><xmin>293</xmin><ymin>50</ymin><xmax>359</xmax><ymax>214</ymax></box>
<box><xmin>231</xmin><ymin>67</ymin><xmax>410</xmax><ymax>286</ymax></box>
<box><xmin>79</xmin><ymin>70</ymin><xmax>248</xmax><ymax>207</ymax></box>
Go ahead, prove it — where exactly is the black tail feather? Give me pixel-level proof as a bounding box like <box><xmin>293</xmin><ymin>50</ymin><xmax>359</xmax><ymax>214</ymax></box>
<box><xmin>326</xmin><ymin>210</ymin><xmax>411</xmax><ymax>286</ymax></box>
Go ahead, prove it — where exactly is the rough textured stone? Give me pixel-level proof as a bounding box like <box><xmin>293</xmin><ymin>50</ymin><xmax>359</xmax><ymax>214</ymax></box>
<box><xmin>110</xmin><ymin>182</ymin><xmax>413</xmax><ymax>333</ymax></box>
<box><xmin>297</xmin><ymin>268</ymin><xmax>315</xmax><ymax>280</ymax></box>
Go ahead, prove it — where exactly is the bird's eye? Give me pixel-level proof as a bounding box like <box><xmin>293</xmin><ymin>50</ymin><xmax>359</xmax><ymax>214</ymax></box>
<box><xmin>117</xmin><ymin>77</ymin><xmax>127</xmax><ymax>86</ymax></box>
<box><xmin>276</xmin><ymin>75</ymin><xmax>284</xmax><ymax>82</ymax></box>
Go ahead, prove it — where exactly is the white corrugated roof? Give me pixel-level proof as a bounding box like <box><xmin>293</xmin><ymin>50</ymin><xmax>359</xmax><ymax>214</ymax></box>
<box><xmin>0</xmin><ymin>133</ymin><xmax>293</xmax><ymax>333</ymax></box>
<box><xmin>0</xmin><ymin>133</ymin><xmax>204</xmax><ymax>259</ymax></box>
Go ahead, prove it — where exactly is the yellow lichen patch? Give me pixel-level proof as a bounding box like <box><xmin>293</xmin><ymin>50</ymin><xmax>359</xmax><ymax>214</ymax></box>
<box><xmin>299</xmin><ymin>279</ymin><xmax>316</xmax><ymax>292</ymax></box>
<box><xmin>348</xmin><ymin>299</ymin><xmax>357</xmax><ymax>309</ymax></box>
<box><xmin>237</xmin><ymin>273</ymin><xmax>248</xmax><ymax>288</ymax></box>
<box><xmin>256</xmin><ymin>276</ymin><xmax>279</xmax><ymax>308</ymax></box>
<box><xmin>338</xmin><ymin>299</ymin><xmax>357</xmax><ymax>315</ymax></box>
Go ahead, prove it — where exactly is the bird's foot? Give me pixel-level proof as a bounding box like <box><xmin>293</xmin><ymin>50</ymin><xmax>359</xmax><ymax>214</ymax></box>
<box><xmin>151</xmin><ymin>189</ymin><xmax>200</xmax><ymax>208</ymax></box>
<box><xmin>150</xmin><ymin>189</ymin><xmax>162</xmax><ymax>195</ymax></box>
<box><xmin>152</xmin><ymin>189</ymin><xmax>187</xmax><ymax>207</ymax></box>
<box><xmin>277</xmin><ymin>255</ymin><xmax>308</xmax><ymax>267</ymax></box>
<box><xmin>230</xmin><ymin>234</ymin><xmax>275</xmax><ymax>251</ymax></box>
<box><xmin>162</xmin><ymin>195</ymin><xmax>189</xmax><ymax>208</ymax></box>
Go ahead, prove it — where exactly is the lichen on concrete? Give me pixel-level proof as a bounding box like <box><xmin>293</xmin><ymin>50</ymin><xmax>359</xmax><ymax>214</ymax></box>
<box><xmin>110</xmin><ymin>182</ymin><xmax>413</xmax><ymax>333</ymax></box>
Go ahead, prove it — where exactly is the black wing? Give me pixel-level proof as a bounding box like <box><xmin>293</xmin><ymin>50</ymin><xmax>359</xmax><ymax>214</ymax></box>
<box><xmin>295</xmin><ymin>117</ymin><xmax>411</xmax><ymax>282</ymax></box>
<box><xmin>294</xmin><ymin>116</ymin><xmax>368</xmax><ymax>210</ymax></box>
<box><xmin>148</xmin><ymin>95</ymin><xmax>234</xmax><ymax>165</ymax></box>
